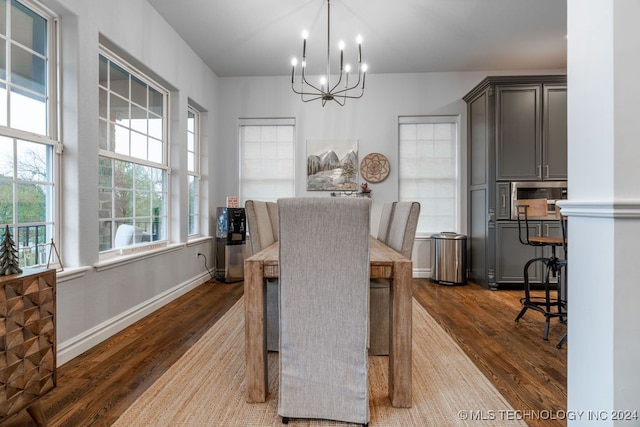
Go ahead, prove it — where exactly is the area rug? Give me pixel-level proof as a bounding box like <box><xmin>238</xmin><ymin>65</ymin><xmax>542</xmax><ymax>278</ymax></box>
<box><xmin>113</xmin><ymin>297</ymin><xmax>525</xmax><ymax>426</ymax></box>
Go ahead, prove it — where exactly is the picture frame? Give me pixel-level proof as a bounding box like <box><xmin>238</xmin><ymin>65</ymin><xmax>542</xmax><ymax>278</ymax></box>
<box><xmin>306</xmin><ymin>139</ymin><xmax>359</xmax><ymax>191</ymax></box>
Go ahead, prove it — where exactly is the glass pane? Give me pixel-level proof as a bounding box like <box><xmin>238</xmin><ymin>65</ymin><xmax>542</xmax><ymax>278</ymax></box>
<box><xmin>134</xmin><ymin>164</ymin><xmax>151</xmax><ymax>191</ymax></box>
<box><xmin>149</xmin><ymin>86</ymin><xmax>162</xmax><ymax>115</ymax></box>
<box><xmin>148</xmin><ymin>113</ymin><xmax>162</xmax><ymax>140</ymax></box>
<box><xmin>11</xmin><ymin>44</ymin><xmax>46</xmax><ymax>95</ymax></box>
<box><xmin>98</xmin><ymin>188</ymin><xmax>112</xmax><ymax>219</ymax></box>
<box><xmin>98</xmin><ymin>157</ymin><xmax>112</xmax><ymax>187</ymax></box>
<box><xmin>9</xmin><ymin>87</ymin><xmax>46</xmax><ymax>134</ymax></box>
<box><xmin>114</xmin><ymin>189</ymin><xmax>133</xmax><ymax>218</ymax></box>
<box><xmin>130</xmin><ymin>131</ymin><xmax>147</xmax><ymax>160</ymax></box>
<box><xmin>187</xmin><ymin>111</ymin><xmax>194</xmax><ymax>132</ymax></box>
<box><xmin>98</xmin><ymin>87</ymin><xmax>109</xmax><ymax>119</ymax></box>
<box><xmin>187</xmin><ymin>151</ymin><xmax>195</xmax><ymax>171</ymax></box>
<box><xmin>135</xmin><ymin>190</ymin><xmax>150</xmax><ymax>217</ymax></box>
<box><xmin>130</xmin><ymin>104</ymin><xmax>147</xmax><ymax>133</ymax></box>
<box><xmin>0</xmin><ymin>136</ymin><xmax>13</xmax><ymax>176</ymax></box>
<box><xmin>114</xmin><ymin>160</ymin><xmax>133</xmax><ymax>189</ymax></box>
<box><xmin>98</xmin><ymin>220</ymin><xmax>113</xmax><ymax>251</ymax></box>
<box><xmin>0</xmin><ymin>83</ymin><xmax>6</xmax><ymax>126</ymax></box>
<box><xmin>17</xmin><ymin>182</ymin><xmax>46</xmax><ymax>222</ymax></box>
<box><xmin>148</xmin><ymin>137</ymin><xmax>162</xmax><ymax>163</ymax></box>
<box><xmin>16</xmin><ymin>140</ymin><xmax>50</xmax><ymax>181</ymax></box>
<box><xmin>0</xmin><ymin>181</ymin><xmax>13</xmax><ymax>224</ymax></box>
<box><xmin>98</xmin><ymin>54</ymin><xmax>108</xmax><ymax>87</ymax></box>
<box><xmin>109</xmin><ymin>61</ymin><xmax>129</xmax><ymax>99</ymax></box>
<box><xmin>98</xmin><ymin>118</ymin><xmax>108</xmax><ymax>150</ymax></box>
<box><xmin>131</xmin><ymin>75</ymin><xmax>146</xmax><ymax>107</ymax></box>
<box><xmin>0</xmin><ymin>0</ymin><xmax>6</xmax><ymax>36</ymax></box>
<box><xmin>0</xmin><ymin>41</ymin><xmax>6</xmax><ymax>80</ymax></box>
<box><xmin>11</xmin><ymin>0</ymin><xmax>46</xmax><ymax>55</ymax></box>
<box><xmin>114</xmin><ymin>124</ymin><xmax>129</xmax><ymax>155</ymax></box>
<box><xmin>187</xmin><ymin>131</ymin><xmax>194</xmax><ymax>152</ymax></box>
<box><xmin>109</xmin><ymin>93</ymin><xmax>129</xmax><ymax>127</ymax></box>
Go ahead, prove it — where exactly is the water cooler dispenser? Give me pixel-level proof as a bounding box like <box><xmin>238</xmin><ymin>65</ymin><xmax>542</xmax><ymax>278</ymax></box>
<box><xmin>215</xmin><ymin>207</ymin><xmax>246</xmax><ymax>282</ymax></box>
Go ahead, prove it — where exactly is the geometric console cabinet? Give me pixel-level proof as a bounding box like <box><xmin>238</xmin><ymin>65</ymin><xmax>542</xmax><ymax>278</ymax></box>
<box><xmin>1</xmin><ymin>268</ymin><xmax>56</xmax><ymax>426</ymax></box>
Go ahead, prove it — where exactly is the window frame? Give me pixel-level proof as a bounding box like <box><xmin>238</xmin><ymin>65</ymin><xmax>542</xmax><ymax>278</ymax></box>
<box><xmin>187</xmin><ymin>104</ymin><xmax>200</xmax><ymax>238</ymax></box>
<box><xmin>398</xmin><ymin>115</ymin><xmax>461</xmax><ymax>237</ymax></box>
<box><xmin>97</xmin><ymin>46</ymin><xmax>170</xmax><ymax>258</ymax></box>
<box><xmin>0</xmin><ymin>0</ymin><xmax>60</xmax><ymax>269</ymax></box>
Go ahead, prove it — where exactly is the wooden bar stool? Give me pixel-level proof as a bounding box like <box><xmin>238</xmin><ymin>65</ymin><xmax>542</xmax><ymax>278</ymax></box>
<box><xmin>514</xmin><ymin>199</ymin><xmax>567</xmax><ymax>341</ymax></box>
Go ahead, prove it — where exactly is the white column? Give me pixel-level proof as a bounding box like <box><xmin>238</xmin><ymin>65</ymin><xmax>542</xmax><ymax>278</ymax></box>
<box><xmin>565</xmin><ymin>1</ymin><xmax>640</xmax><ymax>424</ymax></box>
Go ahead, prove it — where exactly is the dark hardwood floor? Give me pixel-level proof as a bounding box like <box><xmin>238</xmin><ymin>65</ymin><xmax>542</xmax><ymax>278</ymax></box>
<box><xmin>3</xmin><ymin>278</ymin><xmax>567</xmax><ymax>427</ymax></box>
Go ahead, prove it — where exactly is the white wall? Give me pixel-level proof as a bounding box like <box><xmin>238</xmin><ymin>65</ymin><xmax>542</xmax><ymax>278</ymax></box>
<box><xmin>43</xmin><ymin>0</ymin><xmax>220</xmax><ymax>364</ymax></box>
<box><xmin>565</xmin><ymin>1</ymin><xmax>640</xmax><ymax>424</ymax></box>
<box><xmin>216</xmin><ymin>70</ymin><xmax>564</xmax><ymax>275</ymax></box>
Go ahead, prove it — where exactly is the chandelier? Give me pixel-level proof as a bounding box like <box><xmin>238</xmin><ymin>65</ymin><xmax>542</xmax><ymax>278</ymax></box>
<box><xmin>290</xmin><ymin>0</ymin><xmax>368</xmax><ymax>106</ymax></box>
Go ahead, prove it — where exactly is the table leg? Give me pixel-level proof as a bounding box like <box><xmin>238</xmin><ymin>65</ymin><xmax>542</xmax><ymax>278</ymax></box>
<box><xmin>244</xmin><ymin>260</ymin><xmax>268</xmax><ymax>403</ymax></box>
<box><xmin>388</xmin><ymin>259</ymin><xmax>413</xmax><ymax>408</ymax></box>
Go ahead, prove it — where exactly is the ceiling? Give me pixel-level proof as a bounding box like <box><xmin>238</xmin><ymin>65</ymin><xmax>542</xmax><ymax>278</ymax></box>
<box><xmin>147</xmin><ymin>0</ymin><xmax>567</xmax><ymax>78</ymax></box>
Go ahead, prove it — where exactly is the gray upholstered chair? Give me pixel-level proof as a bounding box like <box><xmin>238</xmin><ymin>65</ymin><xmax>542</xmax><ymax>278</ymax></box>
<box><xmin>377</xmin><ymin>202</ymin><xmax>395</xmax><ymax>242</ymax></box>
<box><xmin>369</xmin><ymin>201</ymin><xmax>420</xmax><ymax>355</ymax></box>
<box><xmin>245</xmin><ymin>200</ymin><xmax>280</xmax><ymax>351</ymax></box>
<box><xmin>277</xmin><ymin>197</ymin><xmax>371</xmax><ymax>426</ymax></box>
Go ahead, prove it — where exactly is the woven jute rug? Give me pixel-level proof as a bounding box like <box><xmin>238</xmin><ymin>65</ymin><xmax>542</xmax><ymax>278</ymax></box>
<box><xmin>114</xmin><ymin>296</ymin><xmax>525</xmax><ymax>426</ymax></box>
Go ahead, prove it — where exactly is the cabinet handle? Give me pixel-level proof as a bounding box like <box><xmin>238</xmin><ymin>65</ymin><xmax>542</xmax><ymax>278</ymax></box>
<box><xmin>537</xmin><ymin>165</ymin><xmax>542</xmax><ymax>179</ymax></box>
<box><xmin>501</xmin><ymin>194</ymin><xmax>506</xmax><ymax>209</ymax></box>
<box><xmin>545</xmin><ymin>165</ymin><xmax>549</xmax><ymax>179</ymax></box>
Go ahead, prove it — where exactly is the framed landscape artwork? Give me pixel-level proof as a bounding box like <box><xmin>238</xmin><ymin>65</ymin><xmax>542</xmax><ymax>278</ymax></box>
<box><xmin>306</xmin><ymin>139</ymin><xmax>358</xmax><ymax>191</ymax></box>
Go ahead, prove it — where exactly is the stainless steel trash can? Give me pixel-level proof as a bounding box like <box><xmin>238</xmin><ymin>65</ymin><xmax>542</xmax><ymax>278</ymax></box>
<box><xmin>430</xmin><ymin>232</ymin><xmax>467</xmax><ymax>285</ymax></box>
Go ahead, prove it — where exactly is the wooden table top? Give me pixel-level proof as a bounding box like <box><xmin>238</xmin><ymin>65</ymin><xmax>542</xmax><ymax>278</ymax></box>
<box><xmin>245</xmin><ymin>236</ymin><xmax>410</xmax><ymax>279</ymax></box>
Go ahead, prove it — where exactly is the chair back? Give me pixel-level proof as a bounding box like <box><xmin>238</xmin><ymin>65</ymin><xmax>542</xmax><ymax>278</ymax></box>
<box><xmin>386</xmin><ymin>201</ymin><xmax>421</xmax><ymax>258</ymax></box>
<box><xmin>277</xmin><ymin>197</ymin><xmax>371</xmax><ymax>425</ymax></box>
<box><xmin>245</xmin><ymin>200</ymin><xmax>278</xmax><ymax>255</ymax></box>
<box><xmin>377</xmin><ymin>202</ymin><xmax>395</xmax><ymax>243</ymax></box>
<box><xmin>516</xmin><ymin>199</ymin><xmax>547</xmax><ymax>246</ymax></box>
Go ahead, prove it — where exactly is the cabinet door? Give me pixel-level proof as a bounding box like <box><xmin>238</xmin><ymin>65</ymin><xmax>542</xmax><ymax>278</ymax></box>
<box><xmin>496</xmin><ymin>221</ymin><xmax>543</xmax><ymax>284</ymax></box>
<box><xmin>543</xmin><ymin>85</ymin><xmax>567</xmax><ymax>180</ymax></box>
<box><xmin>496</xmin><ymin>85</ymin><xmax>542</xmax><ymax>181</ymax></box>
<box><xmin>496</xmin><ymin>183</ymin><xmax>510</xmax><ymax>220</ymax></box>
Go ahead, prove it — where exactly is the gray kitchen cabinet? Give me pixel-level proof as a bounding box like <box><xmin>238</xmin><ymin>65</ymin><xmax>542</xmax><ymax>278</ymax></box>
<box><xmin>496</xmin><ymin>83</ymin><xmax>567</xmax><ymax>181</ymax></box>
<box><xmin>464</xmin><ymin>75</ymin><xmax>567</xmax><ymax>289</ymax></box>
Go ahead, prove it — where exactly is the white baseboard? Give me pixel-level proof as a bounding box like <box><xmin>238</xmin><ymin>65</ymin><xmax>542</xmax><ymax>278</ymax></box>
<box><xmin>413</xmin><ymin>267</ymin><xmax>431</xmax><ymax>279</ymax></box>
<box><xmin>57</xmin><ymin>272</ymin><xmax>212</xmax><ymax>366</ymax></box>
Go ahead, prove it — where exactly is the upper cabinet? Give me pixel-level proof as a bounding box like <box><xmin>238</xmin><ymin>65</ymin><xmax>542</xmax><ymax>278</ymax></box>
<box><xmin>496</xmin><ymin>82</ymin><xmax>567</xmax><ymax>181</ymax></box>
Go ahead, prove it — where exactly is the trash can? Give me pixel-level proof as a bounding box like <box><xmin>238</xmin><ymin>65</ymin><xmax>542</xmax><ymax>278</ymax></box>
<box><xmin>430</xmin><ymin>232</ymin><xmax>467</xmax><ymax>285</ymax></box>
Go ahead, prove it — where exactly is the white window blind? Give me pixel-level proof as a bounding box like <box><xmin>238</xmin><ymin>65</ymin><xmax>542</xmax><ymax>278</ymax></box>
<box><xmin>239</xmin><ymin>118</ymin><xmax>295</xmax><ymax>204</ymax></box>
<box><xmin>398</xmin><ymin>116</ymin><xmax>460</xmax><ymax>235</ymax></box>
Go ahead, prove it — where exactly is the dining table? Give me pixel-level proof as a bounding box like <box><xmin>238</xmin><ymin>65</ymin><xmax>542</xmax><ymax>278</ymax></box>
<box><xmin>244</xmin><ymin>236</ymin><xmax>413</xmax><ymax>408</ymax></box>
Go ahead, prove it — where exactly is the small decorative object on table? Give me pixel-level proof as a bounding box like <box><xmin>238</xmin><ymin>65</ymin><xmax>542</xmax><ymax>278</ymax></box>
<box><xmin>0</xmin><ymin>225</ymin><xmax>22</xmax><ymax>276</ymax></box>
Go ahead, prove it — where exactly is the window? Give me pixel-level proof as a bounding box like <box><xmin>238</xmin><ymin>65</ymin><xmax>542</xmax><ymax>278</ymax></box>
<box><xmin>398</xmin><ymin>116</ymin><xmax>460</xmax><ymax>235</ymax></box>
<box><xmin>239</xmin><ymin>118</ymin><xmax>295</xmax><ymax>204</ymax></box>
<box><xmin>187</xmin><ymin>105</ymin><xmax>200</xmax><ymax>236</ymax></box>
<box><xmin>0</xmin><ymin>0</ymin><xmax>58</xmax><ymax>268</ymax></box>
<box><xmin>98</xmin><ymin>49</ymin><xmax>168</xmax><ymax>253</ymax></box>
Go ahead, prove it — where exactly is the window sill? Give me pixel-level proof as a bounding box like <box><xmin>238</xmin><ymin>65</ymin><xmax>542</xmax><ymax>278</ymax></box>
<box><xmin>94</xmin><ymin>242</ymin><xmax>185</xmax><ymax>272</ymax></box>
<box><xmin>56</xmin><ymin>266</ymin><xmax>92</xmax><ymax>283</ymax></box>
<box><xmin>186</xmin><ymin>235</ymin><xmax>213</xmax><ymax>247</ymax></box>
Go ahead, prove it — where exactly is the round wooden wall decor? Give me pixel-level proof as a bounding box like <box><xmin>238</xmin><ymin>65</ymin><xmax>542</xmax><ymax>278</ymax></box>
<box><xmin>360</xmin><ymin>152</ymin><xmax>390</xmax><ymax>183</ymax></box>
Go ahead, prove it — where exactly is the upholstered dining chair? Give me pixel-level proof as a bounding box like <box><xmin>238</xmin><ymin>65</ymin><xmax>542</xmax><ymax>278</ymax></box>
<box><xmin>377</xmin><ymin>202</ymin><xmax>395</xmax><ymax>242</ymax></box>
<box><xmin>369</xmin><ymin>201</ymin><xmax>420</xmax><ymax>355</ymax></box>
<box><xmin>277</xmin><ymin>197</ymin><xmax>371</xmax><ymax>426</ymax></box>
<box><xmin>245</xmin><ymin>200</ymin><xmax>280</xmax><ymax>351</ymax></box>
